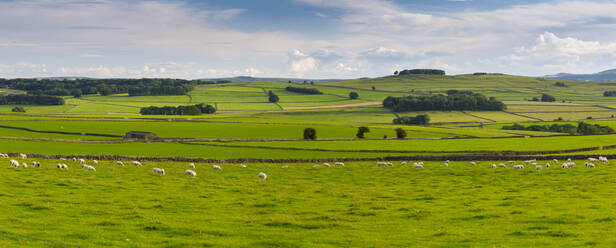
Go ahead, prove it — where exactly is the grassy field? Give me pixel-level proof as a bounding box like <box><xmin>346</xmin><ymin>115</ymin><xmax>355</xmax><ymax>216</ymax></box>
<box><xmin>1</xmin><ymin>158</ymin><xmax>615</xmax><ymax>247</ymax></box>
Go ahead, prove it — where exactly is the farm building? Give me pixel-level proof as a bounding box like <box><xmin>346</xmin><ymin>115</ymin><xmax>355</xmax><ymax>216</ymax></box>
<box><xmin>124</xmin><ymin>131</ymin><xmax>158</xmax><ymax>141</ymax></box>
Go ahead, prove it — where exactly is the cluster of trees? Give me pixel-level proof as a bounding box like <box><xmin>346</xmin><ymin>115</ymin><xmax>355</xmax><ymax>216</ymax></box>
<box><xmin>268</xmin><ymin>91</ymin><xmax>279</xmax><ymax>103</ymax></box>
<box><xmin>383</xmin><ymin>92</ymin><xmax>505</xmax><ymax>112</ymax></box>
<box><xmin>349</xmin><ymin>92</ymin><xmax>359</xmax><ymax>99</ymax></box>
<box><xmin>285</xmin><ymin>86</ymin><xmax>323</xmax><ymax>95</ymax></box>
<box><xmin>531</xmin><ymin>93</ymin><xmax>556</xmax><ymax>102</ymax></box>
<box><xmin>604</xmin><ymin>91</ymin><xmax>616</xmax><ymax>97</ymax></box>
<box><xmin>0</xmin><ymin>94</ymin><xmax>65</xmax><ymax>105</ymax></box>
<box><xmin>303</xmin><ymin>128</ymin><xmax>317</xmax><ymax>140</ymax></box>
<box><xmin>554</xmin><ymin>82</ymin><xmax>567</xmax><ymax>87</ymax></box>
<box><xmin>356</xmin><ymin>127</ymin><xmax>370</xmax><ymax>138</ymax></box>
<box><xmin>395</xmin><ymin>69</ymin><xmax>445</xmax><ymax>76</ymax></box>
<box><xmin>139</xmin><ymin>103</ymin><xmax>216</xmax><ymax>115</ymax></box>
<box><xmin>303</xmin><ymin>127</ymin><xmax>408</xmax><ymax>140</ymax></box>
<box><xmin>393</xmin><ymin>114</ymin><xmax>430</xmax><ymax>125</ymax></box>
<box><xmin>502</xmin><ymin>122</ymin><xmax>614</xmax><ymax>135</ymax></box>
<box><xmin>0</xmin><ymin>78</ymin><xmax>225</xmax><ymax>97</ymax></box>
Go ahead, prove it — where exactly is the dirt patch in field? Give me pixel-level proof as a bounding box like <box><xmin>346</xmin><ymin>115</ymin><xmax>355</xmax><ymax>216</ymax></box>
<box><xmin>282</xmin><ymin>101</ymin><xmax>382</xmax><ymax>110</ymax></box>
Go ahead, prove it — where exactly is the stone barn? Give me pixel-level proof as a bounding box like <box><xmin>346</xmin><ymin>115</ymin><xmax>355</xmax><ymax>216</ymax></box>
<box><xmin>124</xmin><ymin>131</ymin><xmax>158</xmax><ymax>141</ymax></box>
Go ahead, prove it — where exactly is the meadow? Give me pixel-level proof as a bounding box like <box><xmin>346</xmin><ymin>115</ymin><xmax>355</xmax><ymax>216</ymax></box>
<box><xmin>4</xmin><ymin>74</ymin><xmax>616</xmax><ymax>247</ymax></box>
<box><xmin>1</xmin><ymin>158</ymin><xmax>615</xmax><ymax>247</ymax></box>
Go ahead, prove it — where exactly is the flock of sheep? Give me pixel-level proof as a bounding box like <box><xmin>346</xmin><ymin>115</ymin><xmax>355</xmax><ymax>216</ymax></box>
<box><xmin>3</xmin><ymin>153</ymin><xmax>268</xmax><ymax>181</ymax></box>
<box><xmin>3</xmin><ymin>152</ymin><xmax>610</xmax><ymax>179</ymax></box>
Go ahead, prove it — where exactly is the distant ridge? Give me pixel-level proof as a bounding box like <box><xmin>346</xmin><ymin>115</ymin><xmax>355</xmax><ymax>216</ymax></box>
<box><xmin>545</xmin><ymin>69</ymin><xmax>616</xmax><ymax>82</ymax></box>
<box><xmin>200</xmin><ymin>76</ymin><xmax>348</xmax><ymax>83</ymax></box>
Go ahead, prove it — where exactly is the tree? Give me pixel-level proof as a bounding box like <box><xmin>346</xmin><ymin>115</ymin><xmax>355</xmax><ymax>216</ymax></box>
<box><xmin>395</xmin><ymin>128</ymin><xmax>407</xmax><ymax>139</ymax></box>
<box><xmin>11</xmin><ymin>106</ymin><xmax>25</xmax><ymax>112</ymax></box>
<box><xmin>356</xmin><ymin>126</ymin><xmax>370</xmax><ymax>138</ymax></box>
<box><xmin>196</xmin><ymin>103</ymin><xmax>216</xmax><ymax>114</ymax></box>
<box><xmin>541</xmin><ymin>93</ymin><xmax>556</xmax><ymax>102</ymax></box>
<box><xmin>303</xmin><ymin>128</ymin><xmax>316</xmax><ymax>140</ymax></box>
<box><xmin>269</xmin><ymin>93</ymin><xmax>279</xmax><ymax>103</ymax></box>
<box><xmin>371</xmin><ymin>86</ymin><xmax>376</xmax><ymax>91</ymax></box>
<box><xmin>70</xmin><ymin>89</ymin><xmax>82</xmax><ymax>98</ymax></box>
<box><xmin>349</xmin><ymin>92</ymin><xmax>359</xmax><ymax>99</ymax></box>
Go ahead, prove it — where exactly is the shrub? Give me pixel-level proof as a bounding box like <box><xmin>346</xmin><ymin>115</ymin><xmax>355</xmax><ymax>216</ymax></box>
<box><xmin>349</xmin><ymin>92</ymin><xmax>359</xmax><ymax>99</ymax></box>
<box><xmin>395</xmin><ymin>128</ymin><xmax>407</xmax><ymax>139</ymax></box>
<box><xmin>502</xmin><ymin>122</ymin><xmax>614</xmax><ymax>135</ymax></box>
<box><xmin>11</xmin><ymin>106</ymin><xmax>25</xmax><ymax>112</ymax></box>
<box><xmin>268</xmin><ymin>93</ymin><xmax>279</xmax><ymax>103</ymax></box>
<box><xmin>303</xmin><ymin>128</ymin><xmax>316</xmax><ymax>140</ymax></box>
<box><xmin>393</xmin><ymin>114</ymin><xmax>430</xmax><ymax>125</ymax></box>
<box><xmin>356</xmin><ymin>126</ymin><xmax>370</xmax><ymax>138</ymax></box>
<box><xmin>541</xmin><ymin>93</ymin><xmax>556</xmax><ymax>102</ymax></box>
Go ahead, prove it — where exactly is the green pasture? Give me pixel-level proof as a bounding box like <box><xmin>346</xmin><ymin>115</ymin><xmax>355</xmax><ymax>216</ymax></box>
<box><xmin>1</xmin><ymin>158</ymin><xmax>616</xmax><ymax>247</ymax></box>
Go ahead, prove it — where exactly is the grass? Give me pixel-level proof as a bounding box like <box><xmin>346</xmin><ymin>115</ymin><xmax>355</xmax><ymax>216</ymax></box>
<box><xmin>1</xmin><ymin>158</ymin><xmax>615</xmax><ymax>247</ymax></box>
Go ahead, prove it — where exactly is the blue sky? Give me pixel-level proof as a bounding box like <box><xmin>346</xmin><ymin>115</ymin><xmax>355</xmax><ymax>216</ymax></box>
<box><xmin>2</xmin><ymin>0</ymin><xmax>616</xmax><ymax>78</ymax></box>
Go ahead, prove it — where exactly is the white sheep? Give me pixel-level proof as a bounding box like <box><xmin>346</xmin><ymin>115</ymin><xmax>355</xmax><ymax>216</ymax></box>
<box><xmin>513</xmin><ymin>164</ymin><xmax>524</xmax><ymax>170</ymax></box>
<box><xmin>31</xmin><ymin>161</ymin><xmax>40</xmax><ymax>168</ymax></box>
<box><xmin>498</xmin><ymin>163</ymin><xmax>507</xmax><ymax>168</ymax></box>
<box><xmin>185</xmin><ymin>169</ymin><xmax>197</xmax><ymax>177</ymax></box>
<box><xmin>587</xmin><ymin>163</ymin><xmax>596</xmax><ymax>169</ymax></box>
<box><xmin>413</xmin><ymin>163</ymin><xmax>424</xmax><ymax>169</ymax></box>
<box><xmin>323</xmin><ymin>163</ymin><xmax>331</xmax><ymax>167</ymax></box>
<box><xmin>507</xmin><ymin>161</ymin><xmax>515</xmax><ymax>165</ymax></box>
<box><xmin>116</xmin><ymin>161</ymin><xmax>124</xmax><ymax>166</ymax></box>
<box><xmin>553</xmin><ymin>159</ymin><xmax>558</xmax><ymax>164</ymax></box>
<box><xmin>57</xmin><ymin>163</ymin><xmax>68</xmax><ymax>169</ymax></box>
<box><xmin>401</xmin><ymin>162</ymin><xmax>407</xmax><ymax>167</ymax></box>
<box><xmin>212</xmin><ymin>165</ymin><xmax>222</xmax><ymax>171</ymax></box>
<box><xmin>0</xmin><ymin>153</ymin><xmax>8</xmax><ymax>158</ymax></box>
<box><xmin>21</xmin><ymin>162</ymin><xmax>28</xmax><ymax>168</ymax></box>
<box><xmin>567</xmin><ymin>162</ymin><xmax>576</xmax><ymax>168</ymax></box>
<box><xmin>19</xmin><ymin>153</ymin><xmax>27</xmax><ymax>159</ymax></box>
<box><xmin>599</xmin><ymin>156</ymin><xmax>609</xmax><ymax>164</ymax></box>
<box><xmin>443</xmin><ymin>161</ymin><xmax>449</xmax><ymax>167</ymax></box>
<box><xmin>10</xmin><ymin>159</ymin><xmax>19</xmax><ymax>167</ymax></box>
<box><xmin>152</xmin><ymin>168</ymin><xmax>165</xmax><ymax>175</ymax></box>
<box><xmin>72</xmin><ymin>157</ymin><xmax>77</xmax><ymax>162</ymax></box>
<box><xmin>84</xmin><ymin>165</ymin><xmax>96</xmax><ymax>172</ymax></box>
<box><xmin>376</xmin><ymin>162</ymin><xmax>388</xmax><ymax>167</ymax></box>
<box><xmin>239</xmin><ymin>164</ymin><xmax>247</xmax><ymax>168</ymax></box>
<box><xmin>545</xmin><ymin>163</ymin><xmax>550</xmax><ymax>168</ymax></box>
<box><xmin>491</xmin><ymin>164</ymin><xmax>497</xmax><ymax>169</ymax></box>
<box><xmin>189</xmin><ymin>163</ymin><xmax>196</xmax><ymax>169</ymax></box>
<box><xmin>132</xmin><ymin>161</ymin><xmax>142</xmax><ymax>167</ymax></box>
<box><xmin>535</xmin><ymin>165</ymin><xmax>542</xmax><ymax>171</ymax></box>
<box><xmin>92</xmin><ymin>160</ymin><xmax>98</xmax><ymax>165</ymax></box>
<box><xmin>470</xmin><ymin>162</ymin><xmax>477</xmax><ymax>166</ymax></box>
<box><xmin>313</xmin><ymin>164</ymin><xmax>320</xmax><ymax>168</ymax></box>
<box><xmin>561</xmin><ymin>163</ymin><xmax>569</xmax><ymax>169</ymax></box>
<box><xmin>258</xmin><ymin>172</ymin><xmax>267</xmax><ymax>181</ymax></box>
<box><xmin>78</xmin><ymin>158</ymin><xmax>86</xmax><ymax>164</ymax></box>
<box><xmin>334</xmin><ymin>162</ymin><xmax>345</xmax><ymax>167</ymax></box>
<box><xmin>588</xmin><ymin>157</ymin><xmax>598</xmax><ymax>163</ymax></box>
<box><xmin>281</xmin><ymin>165</ymin><xmax>289</xmax><ymax>168</ymax></box>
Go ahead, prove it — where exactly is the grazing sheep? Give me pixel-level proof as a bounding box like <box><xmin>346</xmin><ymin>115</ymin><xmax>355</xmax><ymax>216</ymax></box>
<box><xmin>567</xmin><ymin>158</ymin><xmax>572</xmax><ymax>162</ymax></box>
<box><xmin>21</xmin><ymin>162</ymin><xmax>28</xmax><ymax>168</ymax></box>
<box><xmin>443</xmin><ymin>161</ymin><xmax>449</xmax><ymax>167</ymax></box>
<box><xmin>189</xmin><ymin>163</ymin><xmax>196</xmax><ymax>169</ymax></box>
<box><xmin>212</xmin><ymin>165</ymin><xmax>222</xmax><ymax>171</ymax></box>
<box><xmin>507</xmin><ymin>161</ymin><xmax>515</xmax><ymax>165</ymax></box>
<box><xmin>587</xmin><ymin>163</ymin><xmax>596</xmax><ymax>169</ymax></box>
<box><xmin>313</xmin><ymin>164</ymin><xmax>320</xmax><ymax>168</ymax></box>
<box><xmin>152</xmin><ymin>168</ymin><xmax>165</xmax><ymax>175</ymax></box>
<box><xmin>19</xmin><ymin>153</ymin><xmax>27</xmax><ymax>159</ymax></box>
<box><xmin>588</xmin><ymin>157</ymin><xmax>598</xmax><ymax>163</ymax></box>
<box><xmin>334</xmin><ymin>162</ymin><xmax>345</xmax><ymax>167</ymax></box>
<box><xmin>567</xmin><ymin>162</ymin><xmax>576</xmax><ymax>168</ymax></box>
<box><xmin>282</xmin><ymin>165</ymin><xmax>289</xmax><ymax>168</ymax></box>
<box><xmin>31</xmin><ymin>161</ymin><xmax>40</xmax><ymax>168</ymax></box>
<box><xmin>132</xmin><ymin>161</ymin><xmax>142</xmax><ymax>167</ymax></box>
<box><xmin>185</xmin><ymin>169</ymin><xmax>197</xmax><ymax>177</ymax></box>
<box><xmin>239</xmin><ymin>164</ymin><xmax>247</xmax><ymax>168</ymax></box>
<box><xmin>116</xmin><ymin>161</ymin><xmax>124</xmax><ymax>166</ymax></box>
<box><xmin>513</xmin><ymin>164</ymin><xmax>524</xmax><ymax>170</ymax></box>
<box><xmin>545</xmin><ymin>163</ymin><xmax>550</xmax><ymax>168</ymax></box>
<box><xmin>72</xmin><ymin>157</ymin><xmax>77</xmax><ymax>162</ymax></box>
<box><xmin>413</xmin><ymin>163</ymin><xmax>424</xmax><ymax>169</ymax></box>
<box><xmin>553</xmin><ymin>159</ymin><xmax>558</xmax><ymax>164</ymax></box>
<box><xmin>92</xmin><ymin>160</ymin><xmax>98</xmax><ymax>165</ymax></box>
<box><xmin>258</xmin><ymin>172</ymin><xmax>267</xmax><ymax>181</ymax></box>
<box><xmin>561</xmin><ymin>163</ymin><xmax>569</xmax><ymax>169</ymax></box>
<box><xmin>599</xmin><ymin>156</ymin><xmax>609</xmax><ymax>164</ymax></box>
<box><xmin>470</xmin><ymin>162</ymin><xmax>477</xmax><ymax>166</ymax></box>
<box><xmin>57</xmin><ymin>164</ymin><xmax>68</xmax><ymax>169</ymax></box>
<box><xmin>491</xmin><ymin>164</ymin><xmax>497</xmax><ymax>169</ymax></box>
<box><xmin>376</xmin><ymin>162</ymin><xmax>388</xmax><ymax>167</ymax></box>
<box><xmin>498</xmin><ymin>163</ymin><xmax>506</xmax><ymax>168</ymax></box>
<box><xmin>10</xmin><ymin>159</ymin><xmax>19</xmax><ymax>167</ymax></box>
<box><xmin>401</xmin><ymin>162</ymin><xmax>407</xmax><ymax>167</ymax></box>
<box><xmin>535</xmin><ymin>165</ymin><xmax>542</xmax><ymax>171</ymax></box>
<box><xmin>323</xmin><ymin>163</ymin><xmax>331</xmax><ymax>167</ymax></box>
<box><xmin>78</xmin><ymin>159</ymin><xmax>86</xmax><ymax>164</ymax></box>
<box><xmin>60</xmin><ymin>157</ymin><xmax>66</xmax><ymax>160</ymax></box>
<box><xmin>84</xmin><ymin>165</ymin><xmax>96</xmax><ymax>172</ymax></box>
<box><xmin>0</xmin><ymin>153</ymin><xmax>9</xmax><ymax>158</ymax></box>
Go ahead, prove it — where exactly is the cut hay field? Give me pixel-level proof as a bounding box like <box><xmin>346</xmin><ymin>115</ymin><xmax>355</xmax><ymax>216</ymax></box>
<box><xmin>1</xmin><ymin>158</ymin><xmax>615</xmax><ymax>247</ymax></box>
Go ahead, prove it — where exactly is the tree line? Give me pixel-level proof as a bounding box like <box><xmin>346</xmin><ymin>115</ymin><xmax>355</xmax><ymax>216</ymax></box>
<box><xmin>140</xmin><ymin>103</ymin><xmax>216</xmax><ymax>115</ymax></box>
<box><xmin>0</xmin><ymin>78</ymin><xmax>228</xmax><ymax>97</ymax></box>
<box><xmin>604</xmin><ymin>91</ymin><xmax>616</xmax><ymax>97</ymax></box>
<box><xmin>502</xmin><ymin>122</ymin><xmax>614</xmax><ymax>135</ymax></box>
<box><xmin>0</xmin><ymin>94</ymin><xmax>65</xmax><ymax>105</ymax></box>
<box><xmin>395</xmin><ymin>69</ymin><xmax>445</xmax><ymax>76</ymax></box>
<box><xmin>285</xmin><ymin>86</ymin><xmax>323</xmax><ymax>95</ymax></box>
<box><xmin>382</xmin><ymin>91</ymin><xmax>505</xmax><ymax>112</ymax></box>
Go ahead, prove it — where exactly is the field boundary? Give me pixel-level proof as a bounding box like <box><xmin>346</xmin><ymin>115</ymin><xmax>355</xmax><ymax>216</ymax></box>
<box><xmin>0</xmin><ymin>124</ymin><xmax>122</xmax><ymax>138</ymax></box>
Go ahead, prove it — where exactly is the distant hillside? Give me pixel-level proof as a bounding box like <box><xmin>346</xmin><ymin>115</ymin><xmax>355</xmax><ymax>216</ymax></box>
<box><xmin>546</xmin><ymin>69</ymin><xmax>616</xmax><ymax>82</ymax></box>
<box><xmin>200</xmin><ymin>76</ymin><xmax>347</xmax><ymax>83</ymax></box>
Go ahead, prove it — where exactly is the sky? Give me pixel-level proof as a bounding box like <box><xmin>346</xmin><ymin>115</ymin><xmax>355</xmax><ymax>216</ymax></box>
<box><xmin>2</xmin><ymin>0</ymin><xmax>616</xmax><ymax>79</ymax></box>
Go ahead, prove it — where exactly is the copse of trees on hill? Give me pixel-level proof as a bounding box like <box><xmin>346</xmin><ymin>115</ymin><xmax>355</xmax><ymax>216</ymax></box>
<box><xmin>0</xmin><ymin>78</ymin><xmax>226</xmax><ymax>97</ymax></box>
<box><xmin>502</xmin><ymin>122</ymin><xmax>614</xmax><ymax>135</ymax></box>
<box><xmin>396</xmin><ymin>69</ymin><xmax>445</xmax><ymax>76</ymax></box>
<box><xmin>604</xmin><ymin>91</ymin><xmax>616</xmax><ymax>97</ymax></box>
<box><xmin>140</xmin><ymin>103</ymin><xmax>216</xmax><ymax>115</ymax></box>
<box><xmin>285</xmin><ymin>86</ymin><xmax>323</xmax><ymax>95</ymax></box>
<box><xmin>383</xmin><ymin>91</ymin><xmax>505</xmax><ymax>112</ymax></box>
<box><xmin>0</xmin><ymin>94</ymin><xmax>65</xmax><ymax>105</ymax></box>
<box><xmin>393</xmin><ymin>114</ymin><xmax>430</xmax><ymax>125</ymax></box>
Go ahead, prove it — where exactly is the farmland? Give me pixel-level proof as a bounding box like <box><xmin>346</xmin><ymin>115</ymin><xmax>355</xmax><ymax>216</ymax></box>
<box><xmin>4</xmin><ymin>74</ymin><xmax>616</xmax><ymax>247</ymax></box>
